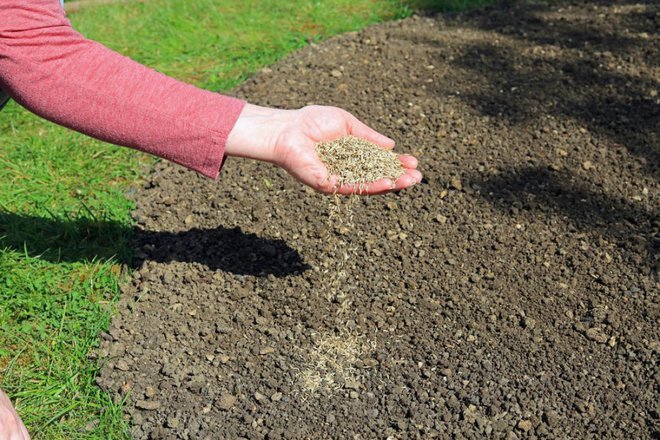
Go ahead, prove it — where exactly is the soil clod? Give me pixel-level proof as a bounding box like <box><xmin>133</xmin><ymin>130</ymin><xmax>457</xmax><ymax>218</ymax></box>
<box><xmin>216</xmin><ymin>393</ymin><xmax>237</xmax><ymax>411</ymax></box>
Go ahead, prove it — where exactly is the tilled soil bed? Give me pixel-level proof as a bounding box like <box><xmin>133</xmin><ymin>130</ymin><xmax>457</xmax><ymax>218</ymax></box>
<box><xmin>97</xmin><ymin>1</ymin><xmax>659</xmax><ymax>438</ymax></box>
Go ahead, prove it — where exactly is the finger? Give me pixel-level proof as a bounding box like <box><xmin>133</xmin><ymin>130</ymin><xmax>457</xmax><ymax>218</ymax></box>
<box><xmin>316</xmin><ymin>174</ymin><xmax>340</xmax><ymax>194</ymax></box>
<box><xmin>403</xmin><ymin>168</ymin><xmax>423</xmax><ymax>184</ymax></box>
<box><xmin>334</xmin><ymin>184</ymin><xmax>386</xmax><ymax>196</ymax></box>
<box><xmin>347</xmin><ymin>114</ymin><xmax>395</xmax><ymax>149</ymax></box>
<box><xmin>398</xmin><ymin>154</ymin><xmax>418</xmax><ymax>169</ymax></box>
<box><xmin>371</xmin><ymin>170</ymin><xmax>421</xmax><ymax>193</ymax></box>
<box><xmin>388</xmin><ymin>172</ymin><xmax>419</xmax><ymax>192</ymax></box>
<box><xmin>333</xmin><ymin>171</ymin><xmax>419</xmax><ymax>195</ymax></box>
<box><xmin>19</xmin><ymin>419</ymin><xmax>30</xmax><ymax>440</ymax></box>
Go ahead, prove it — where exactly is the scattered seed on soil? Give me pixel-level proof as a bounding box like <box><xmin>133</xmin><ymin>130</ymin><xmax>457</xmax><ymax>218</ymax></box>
<box><xmin>296</xmin><ymin>332</ymin><xmax>373</xmax><ymax>395</ymax></box>
<box><xmin>316</xmin><ymin>135</ymin><xmax>405</xmax><ymax>187</ymax></box>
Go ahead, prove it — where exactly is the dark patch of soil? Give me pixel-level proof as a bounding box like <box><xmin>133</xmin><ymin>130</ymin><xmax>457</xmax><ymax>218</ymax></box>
<box><xmin>97</xmin><ymin>1</ymin><xmax>659</xmax><ymax>438</ymax></box>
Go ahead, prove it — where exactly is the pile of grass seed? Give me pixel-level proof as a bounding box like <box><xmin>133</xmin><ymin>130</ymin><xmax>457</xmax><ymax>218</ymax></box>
<box><xmin>316</xmin><ymin>136</ymin><xmax>405</xmax><ymax>187</ymax></box>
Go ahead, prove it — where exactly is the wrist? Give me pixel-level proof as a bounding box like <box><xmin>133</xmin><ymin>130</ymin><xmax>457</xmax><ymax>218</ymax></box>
<box><xmin>225</xmin><ymin>103</ymin><xmax>289</xmax><ymax>163</ymax></box>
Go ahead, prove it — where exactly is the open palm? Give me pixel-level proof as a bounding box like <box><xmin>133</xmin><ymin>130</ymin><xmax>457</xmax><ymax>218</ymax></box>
<box><xmin>226</xmin><ymin>104</ymin><xmax>421</xmax><ymax>195</ymax></box>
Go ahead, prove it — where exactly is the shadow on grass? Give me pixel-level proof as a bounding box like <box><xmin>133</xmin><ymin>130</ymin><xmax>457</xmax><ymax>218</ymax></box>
<box><xmin>472</xmin><ymin>166</ymin><xmax>659</xmax><ymax>270</ymax></box>
<box><xmin>0</xmin><ymin>211</ymin><xmax>308</xmax><ymax>277</ymax></box>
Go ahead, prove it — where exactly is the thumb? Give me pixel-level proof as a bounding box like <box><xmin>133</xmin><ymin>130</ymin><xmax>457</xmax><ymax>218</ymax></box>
<box><xmin>347</xmin><ymin>113</ymin><xmax>395</xmax><ymax>149</ymax></box>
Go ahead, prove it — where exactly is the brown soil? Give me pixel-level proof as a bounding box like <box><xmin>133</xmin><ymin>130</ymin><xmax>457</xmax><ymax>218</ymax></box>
<box><xmin>97</xmin><ymin>1</ymin><xmax>659</xmax><ymax>438</ymax></box>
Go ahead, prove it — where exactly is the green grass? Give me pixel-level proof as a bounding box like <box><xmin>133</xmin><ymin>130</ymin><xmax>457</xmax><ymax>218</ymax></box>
<box><xmin>0</xmin><ymin>106</ymin><xmax>139</xmax><ymax>438</ymax></box>
<box><xmin>0</xmin><ymin>1</ymin><xmax>412</xmax><ymax>438</ymax></box>
<box><xmin>72</xmin><ymin>0</ymin><xmax>414</xmax><ymax>91</ymax></box>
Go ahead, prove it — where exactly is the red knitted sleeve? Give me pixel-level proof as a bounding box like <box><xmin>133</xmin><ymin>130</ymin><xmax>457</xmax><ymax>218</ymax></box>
<box><xmin>0</xmin><ymin>0</ymin><xmax>246</xmax><ymax>179</ymax></box>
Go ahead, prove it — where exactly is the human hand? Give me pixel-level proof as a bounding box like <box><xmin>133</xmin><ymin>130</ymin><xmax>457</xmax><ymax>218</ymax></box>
<box><xmin>225</xmin><ymin>104</ymin><xmax>422</xmax><ymax>195</ymax></box>
<box><xmin>0</xmin><ymin>389</ymin><xmax>30</xmax><ymax>440</ymax></box>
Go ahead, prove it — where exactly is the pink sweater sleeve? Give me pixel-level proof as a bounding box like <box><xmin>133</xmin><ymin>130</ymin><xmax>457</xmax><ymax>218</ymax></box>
<box><xmin>0</xmin><ymin>0</ymin><xmax>246</xmax><ymax>179</ymax></box>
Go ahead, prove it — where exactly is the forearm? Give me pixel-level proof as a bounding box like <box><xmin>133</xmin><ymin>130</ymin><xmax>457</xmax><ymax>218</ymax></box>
<box><xmin>0</xmin><ymin>0</ymin><xmax>245</xmax><ymax>179</ymax></box>
<box><xmin>0</xmin><ymin>388</ymin><xmax>30</xmax><ymax>439</ymax></box>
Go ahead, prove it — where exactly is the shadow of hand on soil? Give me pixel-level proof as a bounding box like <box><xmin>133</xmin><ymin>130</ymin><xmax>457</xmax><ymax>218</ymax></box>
<box><xmin>0</xmin><ymin>211</ymin><xmax>308</xmax><ymax>277</ymax></box>
<box><xmin>133</xmin><ymin>225</ymin><xmax>309</xmax><ymax>277</ymax></box>
<box><xmin>474</xmin><ymin>166</ymin><xmax>658</xmax><ymax>270</ymax></box>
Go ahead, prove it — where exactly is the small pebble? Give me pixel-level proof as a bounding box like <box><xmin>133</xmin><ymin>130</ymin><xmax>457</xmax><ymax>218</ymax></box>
<box><xmin>543</xmin><ymin>410</ymin><xmax>559</xmax><ymax>426</ymax></box>
<box><xmin>517</xmin><ymin>419</ymin><xmax>532</xmax><ymax>432</ymax></box>
<box><xmin>135</xmin><ymin>400</ymin><xmax>161</xmax><ymax>411</ymax></box>
<box><xmin>449</xmin><ymin>178</ymin><xmax>463</xmax><ymax>190</ymax></box>
<box><xmin>144</xmin><ymin>386</ymin><xmax>156</xmax><ymax>398</ymax></box>
<box><xmin>217</xmin><ymin>393</ymin><xmax>237</xmax><ymax>411</ymax></box>
<box><xmin>586</xmin><ymin>327</ymin><xmax>609</xmax><ymax>344</ymax></box>
<box><xmin>523</xmin><ymin>317</ymin><xmax>537</xmax><ymax>329</ymax></box>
